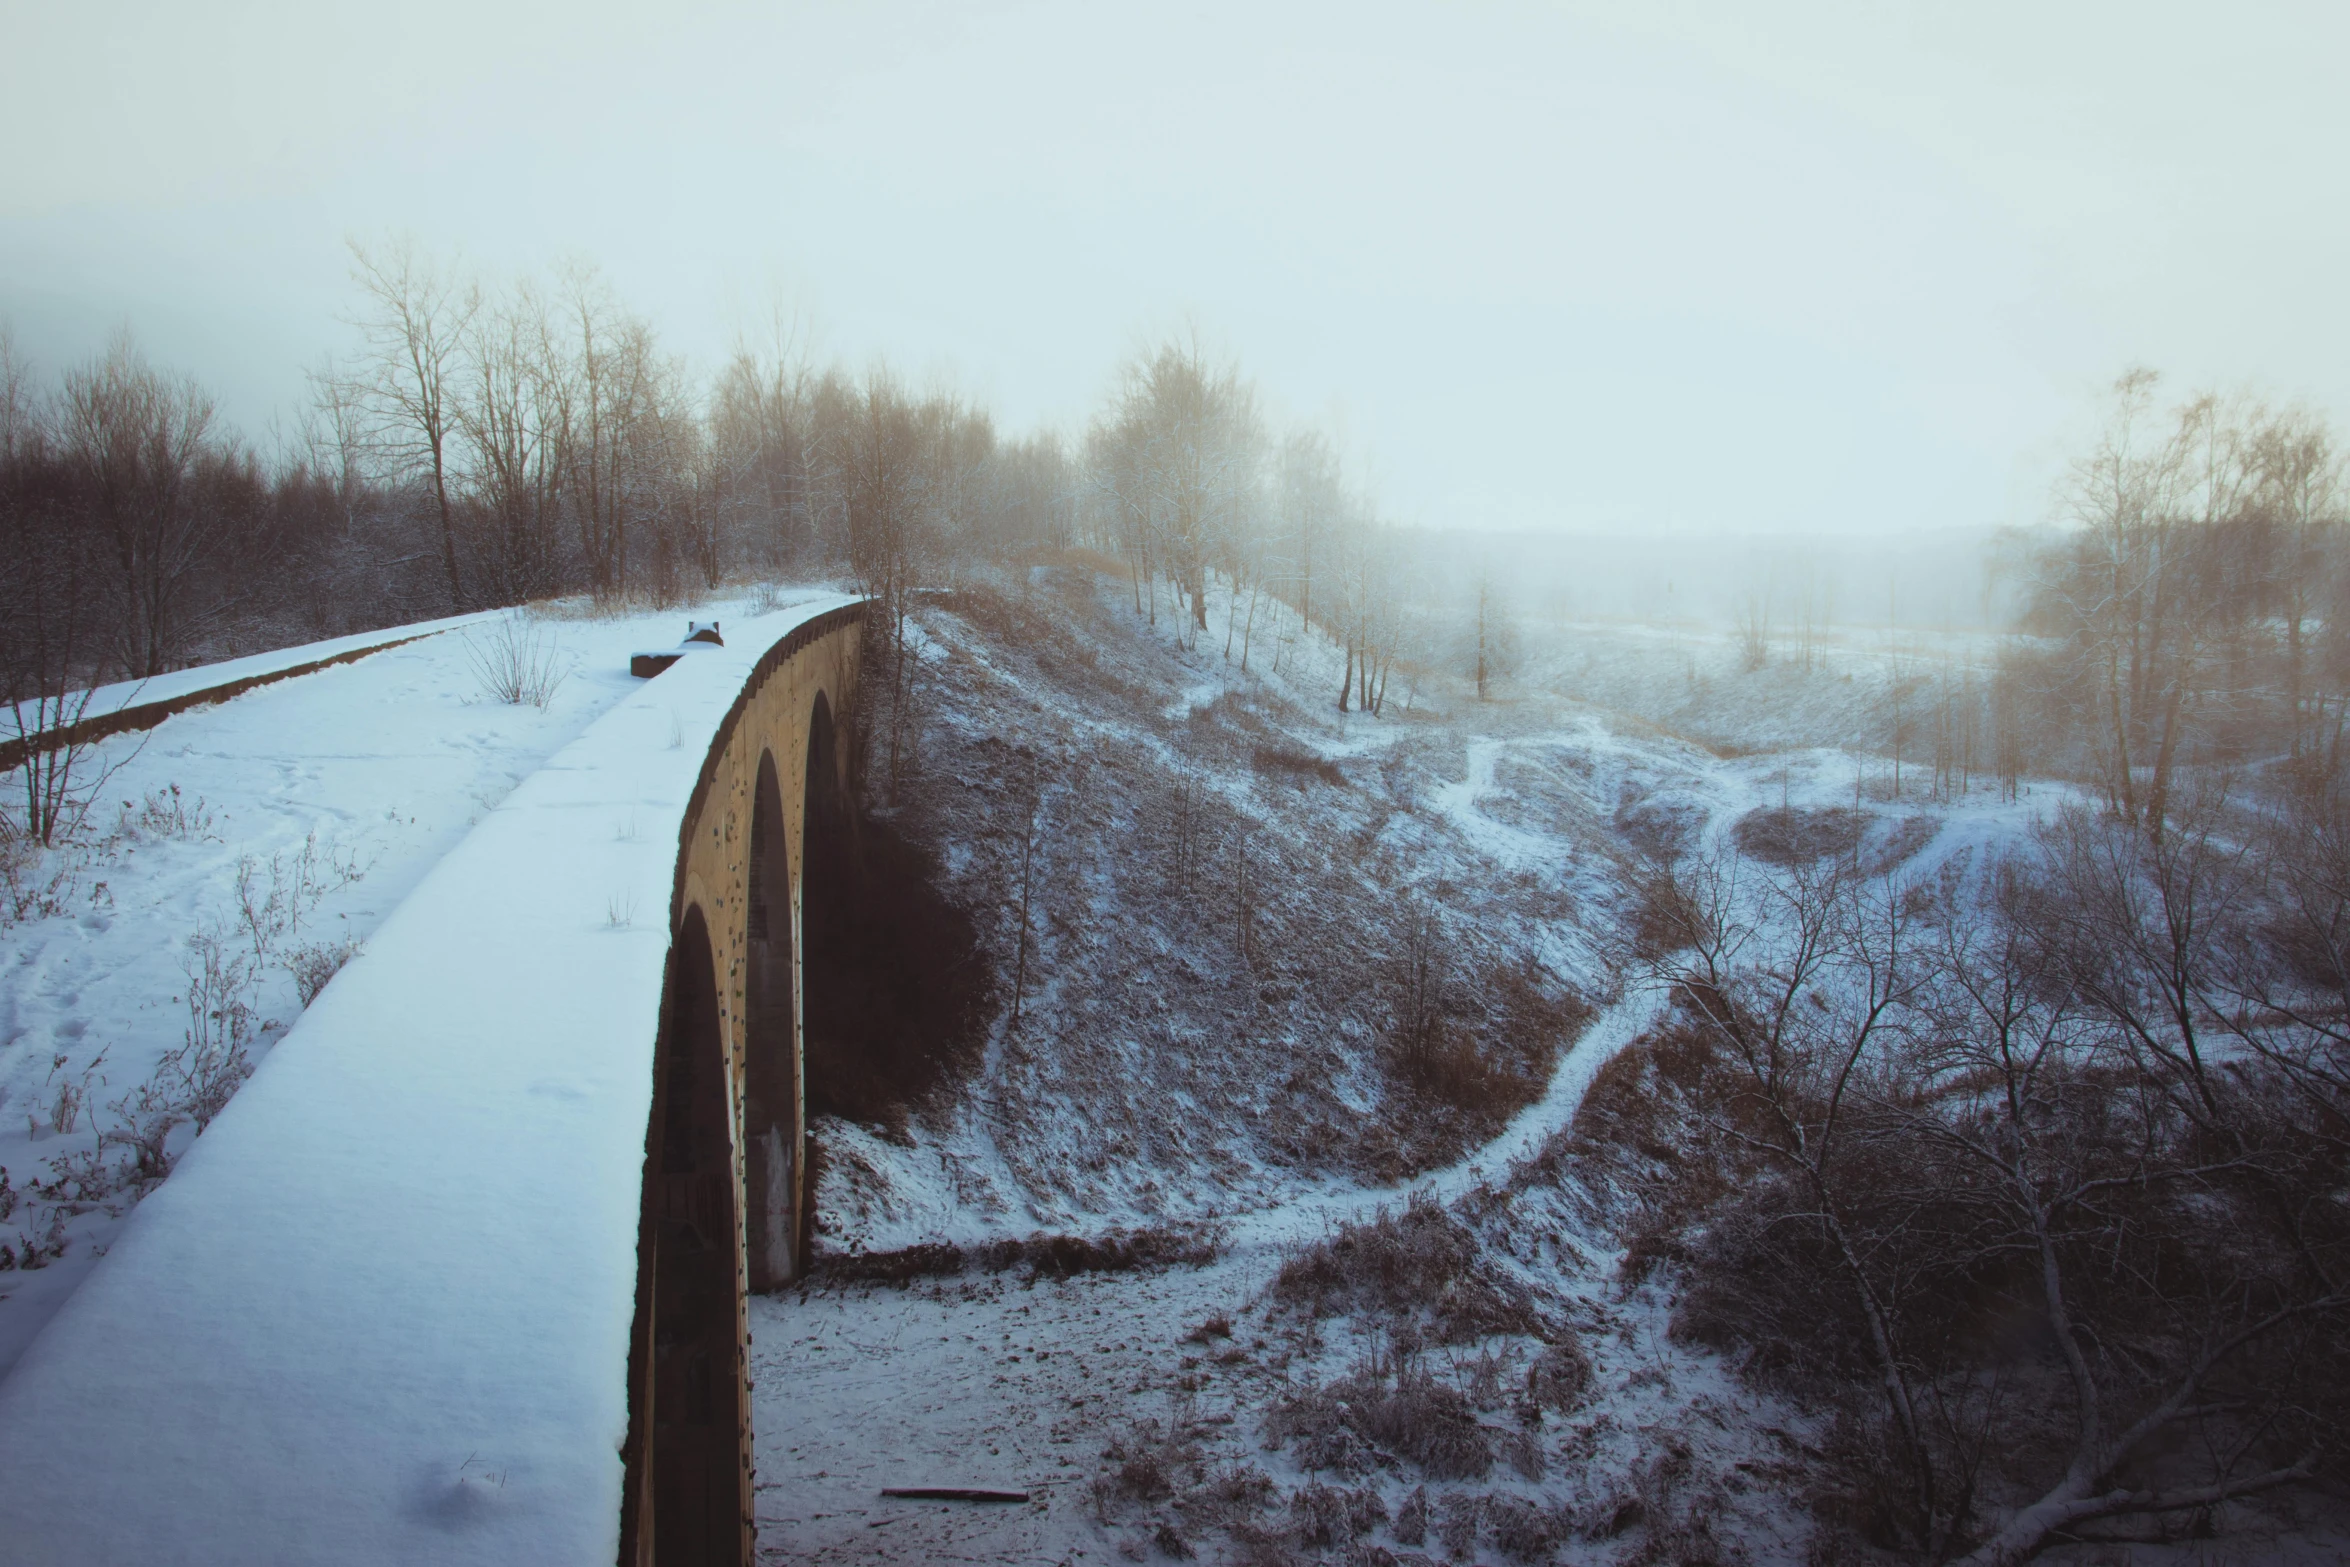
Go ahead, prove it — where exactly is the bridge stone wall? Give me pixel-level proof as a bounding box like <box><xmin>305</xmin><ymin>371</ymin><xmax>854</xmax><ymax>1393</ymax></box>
<box><xmin>621</xmin><ymin>603</ymin><xmax>863</xmax><ymax>1566</ymax></box>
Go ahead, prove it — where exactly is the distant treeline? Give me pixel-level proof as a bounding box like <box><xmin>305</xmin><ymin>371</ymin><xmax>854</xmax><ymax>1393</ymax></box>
<box><xmin>6</xmin><ymin>244</ymin><xmax>2347</xmax><ymax>832</ymax></box>
<box><xmin>0</xmin><ymin>240</ymin><xmax>1449</xmax><ymax>721</ymax></box>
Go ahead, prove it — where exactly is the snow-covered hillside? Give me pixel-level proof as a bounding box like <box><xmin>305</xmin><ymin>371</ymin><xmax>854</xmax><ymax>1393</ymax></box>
<box><xmin>753</xmin><ymin>562</ymin><xmax>2092</xmax><ymax>1565</ymax></box>
<box><xmin>11</xmin><ymin>565</ymin><xmax>2319</xmax><ymax>1565</ymax></box>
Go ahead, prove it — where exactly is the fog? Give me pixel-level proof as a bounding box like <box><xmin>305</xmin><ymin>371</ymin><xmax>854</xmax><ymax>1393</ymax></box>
<box><xmin>6</xmin><ymin>0</ymin><xmax>2347</xmax><ymax>551</ymax></box>
<box><xmin>16</xmin><ymin>10</ymin><xmax>2350</xmax><ymax>1560</ymax></box>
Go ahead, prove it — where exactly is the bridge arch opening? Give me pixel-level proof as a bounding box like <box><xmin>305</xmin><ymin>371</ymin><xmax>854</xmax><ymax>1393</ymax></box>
<box><xmin>799</xmin><ymin>688</ymin><xmax>991</xmax><ymax>1143</ymax></box>
<box><xmin>743</xmin><ymin>750</ymin><xmax>798</xmax><ymax>1290</ymax></box>
<box><xmin>622</xmin><ymin>904</ymin><xmax>749</xmax><ymax>1567</ymax></box>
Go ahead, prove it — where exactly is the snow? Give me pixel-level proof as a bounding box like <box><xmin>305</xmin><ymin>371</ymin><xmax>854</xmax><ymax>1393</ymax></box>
<box><xmin>731</xmin><ymin>568</ymin><xmax>2127</xmax><ymax>1564</ymax></box>
<box><xmin>0</xmin><ymin>593</ymin><xmax>856</xmax><ymax>1565</ymax></box>
<box><xmin>0</xmin><ymin>561</ymin><xmax>2158</xmax><ymax>1563</ymax></box>
<box><xmin>0</xmin><ymin>594</ymin><xmax>833</xmax><ymax>1375</ymax></box>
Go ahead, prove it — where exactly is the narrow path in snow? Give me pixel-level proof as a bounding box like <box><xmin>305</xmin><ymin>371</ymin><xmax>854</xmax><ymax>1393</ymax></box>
<box><xmin>1425</xmin><ymin>735</ymin><xmax>1560</xmax><ymax>872</ymax></box>
<box><xmin>749</xmin><ymin>695</ymin><xmax>1726</xmax><ymax>1563</ymax></box>
<box><xmin>750</xmin><ymin>974</ymin><xmax>1675</xmax><ymax>1564</ymax></box>
<box><xmin>1218</xmin><ymin>981</ymin><xmax>1668</xmax><ymax>1254</ymax></box>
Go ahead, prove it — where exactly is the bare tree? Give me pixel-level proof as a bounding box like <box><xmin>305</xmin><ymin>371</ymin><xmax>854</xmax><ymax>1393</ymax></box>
<box><xmin>834</xmin><ymin>365</ymin><xmax>933</xmax><ymax>797</ymax></box>
<box><xmin>57</xmin><ymin>333</ymin><xmax>241</xmax><ymax>677</ymax></box>
<box><xmin>1629</xmin><ymin>812</ymin><xmax>2350</xmax><ymax>1564</ymax></box>
<box><xmin>2252</xmin><ymin>410</ymin><xmax>2345</xmax><ymax>760</ymax></box>
<box><xmin>454</xmin><ymin>282</ymin><xmax>568</xmax><ymax>604</ymax></box>
<box><xmin>345</xmin><ymin>238</ymin><xmax>478</xmax><ymax>608</ymax></box>
<box><xmin>1103</xmin><ymin>335</ymin><xmax>1262</xmax><ymax>646</ymax></box>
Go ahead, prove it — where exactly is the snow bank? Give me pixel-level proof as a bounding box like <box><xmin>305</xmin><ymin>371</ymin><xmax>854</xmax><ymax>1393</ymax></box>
<box><xmin>0</xmin><ymin>595</ymin><xmax>856</xmax><ymax>1565</ymax></box>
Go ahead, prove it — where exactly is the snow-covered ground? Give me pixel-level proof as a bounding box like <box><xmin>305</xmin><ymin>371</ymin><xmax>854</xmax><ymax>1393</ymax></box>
<box><xmin>0</xmin><ymin>591</ymin><xmax>859</xmax><ymax>1565</ymax></box>
<box><xmin>746</xmin><ymin>566</ymin><xmax>2085</xmax><ymax>1565</ymax></box>
<box><xmin>8</xmin><ymin>566</ymin><xmax>2283</xmax><ymax>1565</ymax></box>
<box><xmin>1521</xmin><ymin>613</ymin><xmax>2040</xmax><ymax>762</ymax></box>
<box><xmin>0</xmin><ymin>591</ymin><xmax>837</xmax><ymax>1376</ymax></box>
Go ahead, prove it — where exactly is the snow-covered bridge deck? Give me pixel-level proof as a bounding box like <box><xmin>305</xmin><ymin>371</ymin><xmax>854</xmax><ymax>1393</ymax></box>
<box><xmin>0</xmin><ymin>597</ymin><xmax>864</xmax><ymax>1565</ymax></box>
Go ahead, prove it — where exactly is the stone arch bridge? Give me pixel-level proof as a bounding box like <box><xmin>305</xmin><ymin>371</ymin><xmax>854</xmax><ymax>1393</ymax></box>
<box><xmin>0</xmin><ymin>598</ymin><xmax>872</xmax><ymax>1566</ymax></box>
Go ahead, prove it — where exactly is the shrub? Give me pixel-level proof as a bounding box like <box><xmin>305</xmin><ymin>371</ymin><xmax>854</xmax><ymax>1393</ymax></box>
<box><xmin>1250</xmin><ymin>744</ymin><xmax>1345</xmax><ymax>788</ymax></box>
<box><xmin>462</xmin><ymin>612</ymin><xmax>567</xmax><ymax>708</ymax></box>
<box><xmin>1526</xmin><ymin>1339</ymin><xmax>1591</xmax><ymax>1412</ymax></box>
<box><xmin>1393</xmin><ymin>1484</ymin><xmax>1428</xmax><ymax>1546</ymax></box>
<box><xmin>1288</xmin><ymin>1481</ymin><xmax>1385</xmax><ymax>1547</ymax></box>
<box><xmin>284</xmin><ymin>937</ymin><xmax>360</xmax><ymax>1006</ymax></box>
<box><xmin>1485</xmin><ymin>1493</ymin><xmax>1571</xmax><ymax>1562</ymax></box>
<box><xmin>814</xmin><ymin>1223</ymin><xmax>1224</xmax><ymax>1285</ymax></box>
<box><xmin>1265</xmin><ymin>1369</ymin><xmax>1495</xmax><ymax>1481</ymax></box>
<box><xmin>1273</xmin><ymin>1193</ymin><xmax>1539</xmax><ymax>1342</ymax></box>
<box><xmin>1730</xmin><ymin>805</ymin><xmax>1862</xmax><ymax>866</ymax></box>
<box><xmin>1177</xmin><ymin>1462</ymin><xmax>1275</xmax><ymax>1529</ymax></box>
<box><xmin>130</xmin><ymin>783</ymin><xmax>215</xmax><ymax>840</ymax></box>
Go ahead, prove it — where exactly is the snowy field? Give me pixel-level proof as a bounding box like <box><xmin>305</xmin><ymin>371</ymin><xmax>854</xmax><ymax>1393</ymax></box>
<box><xmin>0</xmin><ymin>590</ymin><xmax>835</xmax><ymax>1376</ymax></box>
<box><xmin>1520</xmin><ymin>613</ymin><xmax>2036</xmax><ymax>763</ymax></box>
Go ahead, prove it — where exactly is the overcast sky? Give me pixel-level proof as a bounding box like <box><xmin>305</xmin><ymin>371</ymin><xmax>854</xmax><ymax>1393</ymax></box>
<box><xmin>2</xmin><ymin>1</ymin><xmax>2342</xmax><ymax>537</ymax></box>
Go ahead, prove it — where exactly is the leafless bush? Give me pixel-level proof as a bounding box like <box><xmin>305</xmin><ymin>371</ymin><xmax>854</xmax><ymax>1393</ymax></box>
<box><xmin>1379</xmin><ymin>905</ymin><xmax>1562</xmax><ymax>1140</ymax></box>
<box><xmin>1250</xmin><ymin>744</ymin><xmax>1345</xmax><ymax>788</ymax></box>
<box><xmin>1265</xmin><ymin>1366</ymin><xmax>1495</xmax><ymax>1481</ymax></box>
<box><xmin>1525</xmin><ymin>1339</ymin><xmax>1591</xmax><ymax>1412</ymax></box>
<box><xmin>462</xmin><ymin>612</ymin><xmax>567</xmax><ymax>708</ymax></box>
<box><xmin>1183</xmin><ymin>1311</ymin><xmax>1234</xmax><ymax>1344</ymax></box>
<box><xmin>1621</xmin><ymin>1440</ymin><xmax>1730</xmax><ymax>1566</ymax></box>
<box><xmin>38</xmin><ymin>1049</ymin><xmax>105</xmax><ymax>1136</ymax></box>
<box><xmin>1730</xmin><ymin>804</ymin><xmax>1863</xmax><ymax>866</ymax></box>
<box><xmin>1485</xmin><ymin>1492</ymin><xmax>1573</xmax><ymax>1561</ymax></box>
<box><xmin>1288</xmin><ymin>1480</ymin><xmax>1386</xmax><ymax>1547</ymax></box>
<box><xmin>1597</xmin><ymin>822</ymin><xmax>2350</xmax><ymax>1566</ymax></box>
<box><xmin>52</xmin><ymin>919</ymin><xmax>261</xmax><ymax>1196</ymax></box>
<box><xmin>1495</xmin><ymin>1424</ymin><xmax>1546</xmax><ymax>1483</ymax></box>
<box><xmin>0</xmin><ymin>835</ymin><xmax>85</xmax><ymax>926</ymax></box>
<box><xmin>814</xmin><ymin>1222</ymin><xmax>1225</xmax><ymax>1286</ymax></box>
<box><xmin>1095</xmin><ymin>1416</ymin><xmax>1203</xmax><ymax>1515</ymax></box>
<box><xmin>160</xmin><ymin>929</ymin><xmax>257</xmax><ymax>1130</ymax></box>
<box><xmin>233</xmin><ymin>832</ymin><xmax>366</xmax><ymax>962</ymax></box>
<box><xmin>1175</xmin><ymin>1461</ymin><xmax>1275</xmax><ymax>1531</ymax></box>
<box><xmin>1436</xmin><ymin>1491</ymin><xmax>1484</xmax><ymax>1557</ymax></box>
<box><xmin>129</xmin><ymin>782</ymin><xmax>215</xmax><ymax>840</ymax></box>
<box><xmin>0</xmin><ymin>1209</ymin><xmax>69</xmax><ymax>1271</ymax></box>
<box><xmin>284</xmin><ymin>937</ymin><xmax>361</xmax><ymax>1006</ymax></box>
<box><xmin>28</xmin><ymin>1143</ymin><xmax>122</xmax><ymax>1205</ymax></box>
<box><xmin>1392</xmin><ymin>1484</ymin><xmax>1428</xmax><ymax>1546</ymax></box>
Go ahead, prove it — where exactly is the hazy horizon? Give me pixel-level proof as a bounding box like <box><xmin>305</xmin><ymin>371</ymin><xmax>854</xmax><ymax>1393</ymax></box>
<box><xmin>5</xmin><ymin>0</ymin><xmax>2345</xmax><ymax>538</ymax></box>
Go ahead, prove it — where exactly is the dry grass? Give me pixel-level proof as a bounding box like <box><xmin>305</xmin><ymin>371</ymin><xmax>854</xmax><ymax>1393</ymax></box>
<box><xmin>1250</xmin><ymin>744</ymin><xmax>1346</xmax><ymax>788</ymax></box>
<box><xmin>812</xmin><ymin>1222</ymin><xmax>1225</xmax><ymax>1285</ymax></box>
<box><xmin>1265</xmin><ymin>1370</ymin><xmax>1494</xmax><ymax>1481</ymax></box>
<box><xmin>1731</xmin><ymin>805</ymin><xmax>1865</xmax><ymax>866</ymax></box>
<box><xmin>1272</xmin><ymin>1194</ymin><xmax>1549</xmax><ymax>1350</ymax></box>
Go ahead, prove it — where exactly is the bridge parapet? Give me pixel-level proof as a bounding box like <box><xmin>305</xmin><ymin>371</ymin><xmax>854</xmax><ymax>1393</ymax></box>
<box><xmin>0</xmin><ymin>595</ymin><xmax>864</xmax><ymax>1567</ymax></box>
